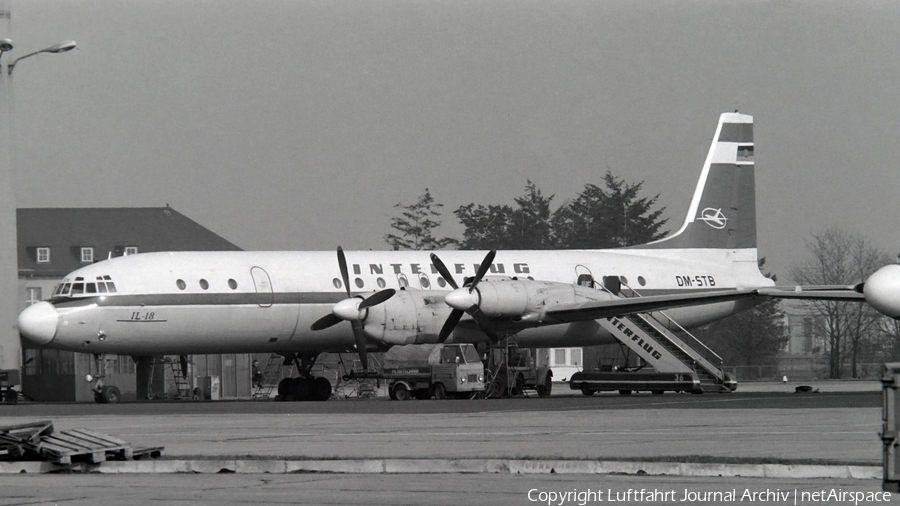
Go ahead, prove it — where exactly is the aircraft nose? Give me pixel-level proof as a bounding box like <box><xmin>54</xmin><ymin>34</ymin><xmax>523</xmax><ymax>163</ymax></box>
<box><xmin>18</xmin><ymin>301</ymin><xmax>58</xmax><ymax>346</ymax></box>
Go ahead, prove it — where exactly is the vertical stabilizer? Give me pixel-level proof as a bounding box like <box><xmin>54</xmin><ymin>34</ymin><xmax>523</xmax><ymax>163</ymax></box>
<box><xmin>646</xmin><ymin>112</ymin><xmax>756</xmax><ymax>250</ymax></box>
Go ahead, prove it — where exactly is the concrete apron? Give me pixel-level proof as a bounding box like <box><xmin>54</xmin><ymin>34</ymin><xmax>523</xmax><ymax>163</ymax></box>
<box><xmin>0</xmin><ymin>458</ymin><xmax>881</xmax><ymax>479</ymax></box>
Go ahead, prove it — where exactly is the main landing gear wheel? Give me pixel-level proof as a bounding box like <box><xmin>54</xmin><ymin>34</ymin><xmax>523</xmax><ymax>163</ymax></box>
<box><xmin>312</xmin><ymin>377</ymin><xmax>332</xmax><ymax>402</ymax></box>
<box><xmin>580</xmin><ymin>383</ymin><xmax>594</xmax><ymax>396</ymax></box>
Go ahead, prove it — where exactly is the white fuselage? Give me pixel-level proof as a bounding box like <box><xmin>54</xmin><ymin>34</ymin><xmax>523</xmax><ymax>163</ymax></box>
<box><xmin>24</xmin><ymin>247</ymin><xmax>772</xmax><ymax>356</ymax></box>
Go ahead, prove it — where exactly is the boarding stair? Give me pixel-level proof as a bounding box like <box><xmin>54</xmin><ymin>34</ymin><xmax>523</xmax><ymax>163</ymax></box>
<box><xmin>596</xmin><ymin>285</ymin><xmax>733</xmax><ymax>393</ymax></box>
<box><xmin>162</xmin><ymin>356</ymin><xmax>197</xmax><ymax>399</ymax></box>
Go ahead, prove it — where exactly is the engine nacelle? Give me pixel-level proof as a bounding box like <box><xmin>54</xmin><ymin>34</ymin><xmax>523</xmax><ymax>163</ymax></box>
<box><xmin>361</xmin><ymin>290</ymin><xmax>453</xmax><ymax>345</ymax></box>
<box><xmin>470</xmin><ymin>278</ymin><xmax>617</xmax><ymax>321</ymax></box>
<box><xmin>865</xmin><ymin>264</ymin><xmax>900</xmax><ymax>319</ymax></box>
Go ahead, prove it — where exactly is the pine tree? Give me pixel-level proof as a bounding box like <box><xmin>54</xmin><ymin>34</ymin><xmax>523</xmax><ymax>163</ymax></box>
<box><xmin>383</xmin><ymin>189</ymin><xmax>456</xmax><ymax>250</ymax></box>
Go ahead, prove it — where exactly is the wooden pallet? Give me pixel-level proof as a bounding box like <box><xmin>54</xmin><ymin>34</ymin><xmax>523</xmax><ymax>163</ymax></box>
<box><xmin>0</xmin><ymin>421</ymin><xmax>163</xmax><ymax>466</ymax></box>
<box><xmin>0</xmin><ymin>420</ymin><xmax>54</xmax><ymax>459</ymax></box>
<box><xmin>39</xmin><ymin>428</ymin><xmax>134</xmax><ymax>465</ymax></box>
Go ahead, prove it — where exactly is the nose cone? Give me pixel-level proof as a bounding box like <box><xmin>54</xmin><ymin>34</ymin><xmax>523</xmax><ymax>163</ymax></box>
<box><xmin>332</xmin><ymin>297</ymin><xmax>363</xmax><ymax>321</ymax></box>
<box><xmin>865</xmin><ymin>264</ymin><xmax>900</xmax><ymax>319</ymax></box>
<box><xmin>18</xmin><ymin>301</ymin><xmax>59</xmax><ymax>346</ymax></box>
<box><xmin>444</xmin><ymin>288</ymin><xmax>478</xmax><ymax>310</ymax></box>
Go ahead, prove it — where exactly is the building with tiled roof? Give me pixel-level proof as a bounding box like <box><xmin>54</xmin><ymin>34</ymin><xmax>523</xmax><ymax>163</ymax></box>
<box><xmin>18</xmin><ymin>207</ymin><xmax>240</xmax><ymax>279</ymax></box>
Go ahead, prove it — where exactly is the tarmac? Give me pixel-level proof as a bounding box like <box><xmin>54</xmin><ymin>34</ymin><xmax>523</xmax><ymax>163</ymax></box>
<box><xmin>0</xmin><ymin>380</ymin><xmax>894</xmax><ymax>505</ymax></box>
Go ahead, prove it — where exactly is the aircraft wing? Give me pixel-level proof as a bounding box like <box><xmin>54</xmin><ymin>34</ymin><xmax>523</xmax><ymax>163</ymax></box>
<box><xmin>757</xmin><ymin>286</ymin><xmax>865</xmax><ymax>302</ymax></box>
<box><xmin>543</xmin><ymin>289</ymin><xmax>761</xmax><ymax>324</ymax></box>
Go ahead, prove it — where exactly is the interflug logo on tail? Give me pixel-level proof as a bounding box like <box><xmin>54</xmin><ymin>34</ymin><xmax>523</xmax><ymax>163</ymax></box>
<box><xmin>698</xmin><ymin>208</ymin><xmax>728</xmax><ymax>229</ymax></box>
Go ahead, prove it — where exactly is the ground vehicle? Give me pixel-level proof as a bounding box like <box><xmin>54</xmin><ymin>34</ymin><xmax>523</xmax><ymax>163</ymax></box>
<box><xmin>484</xmin><ymin>345</ymin><xmax>553</xmax><ymax>398</ymax></box>
<box><xmin>382</xmin><ymin>344</ymin><xmax>485</xmax><ymax>400</ymax></box>
<box><xmin>568</xmin><ymin>369</ymin><xmax>701</xmax><ymax>395</ymax></box>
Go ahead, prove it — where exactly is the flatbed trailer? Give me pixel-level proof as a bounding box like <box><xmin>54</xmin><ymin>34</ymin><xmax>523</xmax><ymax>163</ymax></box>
<box><xmin>569</xmin><ymin>370</ymin><xmax>702</xmax><ymax>395</ymax></box>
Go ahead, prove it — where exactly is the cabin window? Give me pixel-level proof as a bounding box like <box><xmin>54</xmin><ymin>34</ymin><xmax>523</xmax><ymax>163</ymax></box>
<box><xmin>376</xmin><ymin>278</ymin><xmax>386</xmax><ymax>289</ymax></box>
<box><xmin>228</xmin><ymin>279</ymin><xmax>238</xmax><ymax>290</ymax></box>
<box><xmin>80</xmin><ymin>247</ymin><xmax>94</xmax><ymax>263</ymax></box>
<box><xmin>637</xmin><ymin>276</ymin><xmax>646</xmax><ymax>286</ymax></box>
<box><xmin>354</xmin><ymin>278</ymin><xmax>364</xmax><ymax>289</ymax></box>
<box><xmin>397</xmin><ymin>273</ymin><xmax>409</xmax><ymax>289</ymax></box>
<box><xmin>86</xmin><ymin>283</ymin><xmax>97</xmax><ymax>294</ymax></box>
<box><xmin>332</xmin><ymin>278</ymin><xmax>342</xmax><ymax>289</ymax></box>
<box><xmin>176</xmin><ymin>279</ymin><xmax>186</xmax><ymax>290</ymax></box>
<box><xmin>437</xmin><ymin>277</ymin><xmax>447</xmax><ymax>288</ymax></box>
<box><xmin>199</xmin><ymin>279</ymin><xmax>209</xmax><ymax>290</ymax></box>
<box><xmin>36</xmin><ymin>247</ymin><xmax>50</xmax><ymax>263</ymax></box>
<box><xmin>419</xmin><ymin>275</ymin><xmax>430</xmax><ymax>288</ymax></box>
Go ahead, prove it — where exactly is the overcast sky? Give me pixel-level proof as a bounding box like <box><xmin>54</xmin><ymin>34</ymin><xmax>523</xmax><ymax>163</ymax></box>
<box><xmin>8</xmin><ymin>0</ymin><xmax>900</xmax><ymax>281</ymax></box>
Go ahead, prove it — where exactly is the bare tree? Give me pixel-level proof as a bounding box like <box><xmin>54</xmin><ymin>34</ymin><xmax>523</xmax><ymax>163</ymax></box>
<box><xmin>788</xmin><ymin>227</ymin><xmax>889</xmax><ymax>378</ymax></box>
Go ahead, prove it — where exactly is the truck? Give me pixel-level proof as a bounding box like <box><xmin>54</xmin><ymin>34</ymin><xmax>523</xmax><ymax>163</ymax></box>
<box><xmin>378</xmin><ymin>343</ymin><xmax>485</xmax><ymax>400</ymax></box>
<box><xmin>484</xmin><ymin>345</ymin><xmax>553</xmax><ymax>398</ymax></box>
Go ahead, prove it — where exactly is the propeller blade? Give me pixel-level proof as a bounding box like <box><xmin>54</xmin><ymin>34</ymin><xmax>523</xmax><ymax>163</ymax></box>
<box><xmin>466</xmin><ymin>305</ymin><xmax>500</xmax><ymax>343</ymax></box>
<box><xmin>351</xmin><ymin>320</ymin><xmax>368</xmax><ymax>370</ymax></box>
<box><xmin>310</xmin><ymin>313</ymin><xmax>342</xmax><ymax>331</ymax></box>
<box><xmin>430</xmin><ymin>253</ymin><xmax>459</xmax><ymax>289</ymax></box>
<box><xmin>358</xmin><ymin>288</ymin><xmax>396</xmax><ymax>310</ymax></box>
<box><xmin>438</xmin><ymin>309</ymin><xmax>464</xmax><ymax>343</ymax></box>
<box><xmin>469</xmin><ymin>250</ymin><xmax>496</xmax><ymax>290</ymax></box>
<box><xmin>337</xmin><ymin>246</ymin><xmax>352</xmax><ymax>298</ymax></box>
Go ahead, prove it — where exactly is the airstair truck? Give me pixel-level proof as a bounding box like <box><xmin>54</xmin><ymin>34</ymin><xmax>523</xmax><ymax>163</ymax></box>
<box><xmin>382</xmin><ymin>344</ymin><xmax>485</xmax><ymax>400</ymax></box>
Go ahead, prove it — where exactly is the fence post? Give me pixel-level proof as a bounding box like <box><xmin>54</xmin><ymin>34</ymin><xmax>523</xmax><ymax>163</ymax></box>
<box><xmin>882</xmin><ymin>363</ymin><xmax>900</xmax><ymax>492</ymax></box>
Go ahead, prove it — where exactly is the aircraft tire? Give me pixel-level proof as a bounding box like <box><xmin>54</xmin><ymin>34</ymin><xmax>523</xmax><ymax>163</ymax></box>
<box><xmin>312</xmin><ymin>377</ymin><xmax>331</xmax><ymax>401</ymax></box>
<box><xmin>580</xmin><ymin>383</ymin><xmax>594</xmax><ymax>396</ymax></box>
<box><xmin>391</xmin><ymin>383</ymin><xmax>410</xmax><ymax>401</ymax></box>
<box><xmin>618</xmin><ymin>389</ymin><xmax>632</xmax><ymax>396</ymax></box>
<box><xmin>432</xmin><ymin>383</ymin><xmax>447</xmax><ymax>400</ymax></box>
<box><xmin>291</xmin><ymin>378</ymin><xmax>310</xmax><ymax>401</ymax></box>
<box><xmin>101</xmin><ymin>385</ymin><xmax>121</xmax><ymax>404</ymax></box>
<box><xmin>277</xmin><ymin>378</ymin><xmax>293</xmax><ymax>399</ymax></box>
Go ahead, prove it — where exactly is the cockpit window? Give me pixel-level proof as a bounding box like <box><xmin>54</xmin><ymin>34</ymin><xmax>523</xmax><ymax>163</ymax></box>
<box><xmin>51</xmin><ymin>275</ymin><xmax>117</xmax><ymax>297</ymax></box>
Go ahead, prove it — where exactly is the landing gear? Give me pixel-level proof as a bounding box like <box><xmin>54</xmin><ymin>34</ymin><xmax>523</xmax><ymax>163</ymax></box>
<box><xmin>275</xmin><ymin>353</ymin><xmax>332</xmax><ymax>402</ymax></box>
<box><xmin>88</xmin><ymin>354</ymin><xmax>121</xmax><ymax>404</ymax></box>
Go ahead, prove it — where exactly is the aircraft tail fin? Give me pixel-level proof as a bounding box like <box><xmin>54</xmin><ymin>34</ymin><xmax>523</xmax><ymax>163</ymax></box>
<box><xmin>645</xmin><ymin>112</ymin><xmax>756</xmax><ymax>250</ymax></box>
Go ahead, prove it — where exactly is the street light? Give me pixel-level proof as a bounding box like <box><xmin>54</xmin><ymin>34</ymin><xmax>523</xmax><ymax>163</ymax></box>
<box><xmin>8</xmin><ymin>40</ymin><xmax>76</xmax><ymax>74</ymax></box>
<box><xmin>0</xmin><ymin>38</ymin><xmax>77</xmax><ymax>386</ymax></box>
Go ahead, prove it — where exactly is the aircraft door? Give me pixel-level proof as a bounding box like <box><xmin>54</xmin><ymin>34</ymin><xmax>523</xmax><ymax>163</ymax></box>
<box><xmin>250</xmin><ymin>267</ymin><xmax>274</xmax><ymax>307</ymax></box>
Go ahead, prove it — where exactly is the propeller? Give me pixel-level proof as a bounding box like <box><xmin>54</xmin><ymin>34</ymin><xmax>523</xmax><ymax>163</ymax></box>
<box><xmin>310</xmin><ymin>246</ymin><xmax>395</xmax><ymax>370</ymax></box>
<box><xmin>431</xmin><ymin>250</ymin><xmax>500</xmax><ymax>343</ymax></box>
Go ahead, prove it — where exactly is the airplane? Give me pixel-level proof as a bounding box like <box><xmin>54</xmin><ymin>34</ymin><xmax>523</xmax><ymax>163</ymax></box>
<box><xmin>18</xmin><ymin>111</ymin><xmax>776</xmax><ymax>402</ymax></box>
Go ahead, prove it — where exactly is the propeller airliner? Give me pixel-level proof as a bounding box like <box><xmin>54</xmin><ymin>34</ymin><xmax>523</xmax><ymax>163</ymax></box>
<box><xmin>19</xmin><ymin>112</ymin><xmax>786</xmax><ymax>401</ymax></box>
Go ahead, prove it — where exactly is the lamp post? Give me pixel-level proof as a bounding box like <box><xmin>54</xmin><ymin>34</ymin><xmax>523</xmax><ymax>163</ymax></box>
<box><xmin>0</xmin><ymin>38</ymin><xmax>76</xmax><ymax>389</ymax></box>
<box><xmin>8</xmin><ymin>40</ymin><xmax>76</xmax><ymax>75</ymax></box>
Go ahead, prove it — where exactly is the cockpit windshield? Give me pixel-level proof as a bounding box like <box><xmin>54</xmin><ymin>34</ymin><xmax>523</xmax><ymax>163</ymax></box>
<box><xmin>53</xmin><ymin>275</ymin><xmax>117</xmax><ymax>298</ymax></box>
